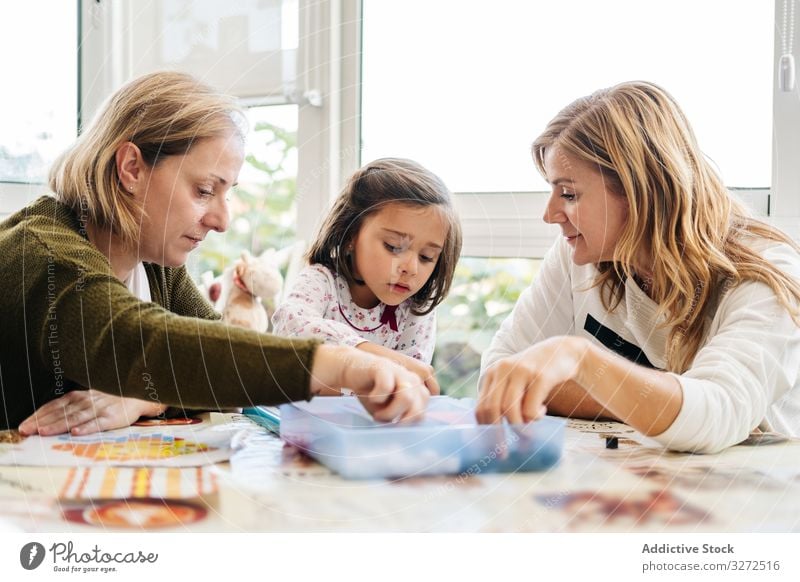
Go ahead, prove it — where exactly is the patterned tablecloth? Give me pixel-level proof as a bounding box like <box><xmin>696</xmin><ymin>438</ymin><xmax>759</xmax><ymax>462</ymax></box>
<box><xmin>1</xmin><ymin>413</ymin><xmax>799</xmax><ymax>532</ymax></box>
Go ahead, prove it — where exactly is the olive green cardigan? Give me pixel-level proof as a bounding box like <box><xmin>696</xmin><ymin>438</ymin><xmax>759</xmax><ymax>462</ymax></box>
<box><xmin>0</xmin><ymin>196</ymin><xmax>319</xmax><ymax>430</ymax></box>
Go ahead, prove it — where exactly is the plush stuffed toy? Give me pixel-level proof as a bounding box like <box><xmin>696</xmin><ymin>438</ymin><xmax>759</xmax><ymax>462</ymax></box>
<box><xmin>201</xmin><ymin>242</ymin><xmax>304</xmax><ymax>332</ymax></box>
<box><xmin>224</xmin><ymin>250</ymin><xmax>282</xmax><ymax>332</ymax></box>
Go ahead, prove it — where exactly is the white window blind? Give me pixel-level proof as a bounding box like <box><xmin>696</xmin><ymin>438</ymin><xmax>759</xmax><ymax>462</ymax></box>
<box><xmin>81</xmin><ymin>0</ymin><xmax>300</xmax><ymax>124</ymax></box>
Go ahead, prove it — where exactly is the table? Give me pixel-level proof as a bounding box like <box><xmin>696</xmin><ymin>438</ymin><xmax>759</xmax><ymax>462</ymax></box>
<box><xmin>1</xmin><ymin>413</ymin><xmax>799</xmax><ymax>532</ymax></box>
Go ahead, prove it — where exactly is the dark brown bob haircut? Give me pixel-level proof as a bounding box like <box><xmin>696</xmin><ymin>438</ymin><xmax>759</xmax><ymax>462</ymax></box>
<box><xmin>307</xmin><ymin>158</ymin><xmax>462</xmax><ymax>315</ymax></box>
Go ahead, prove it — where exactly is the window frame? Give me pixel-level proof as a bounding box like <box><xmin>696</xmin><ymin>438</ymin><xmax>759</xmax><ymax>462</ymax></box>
<box><xmin>771</xmin><ymin>0</ymin><xmax>800</xmax><ymax>238</ymax></box>
<box><xmin>4</xmin><ymin>1</ymin><xmax>797</xmax><ymax>245</ymax></box>
<box><xmin>0</xmin><ymin>0</ymin><xmax>79</xmax><ymax>217</ymax></box>
<box><xmin>346</xmin><ymin>0</ymin><xmax>798</xmax><ymax>254</ymax></box>
<box><xmin>75</xmin><ymin>0</ymin><xmax>361</xmax><ymax>247</ymax></box>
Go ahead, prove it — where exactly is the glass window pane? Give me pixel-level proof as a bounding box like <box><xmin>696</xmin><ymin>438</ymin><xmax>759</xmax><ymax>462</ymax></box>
<box><xmin>362</xmin><ymin>0</ymin><xmax>772</xmax><ymax>191</ymax></box>
<box><xmin>435</xmin><ymin>257</ymin><xmax>540</xmax><ymax>397</ymax></box>
<box><xmin>129</xmin><ymin>0</ymin><xmax>298</xmax><ymax>100</ymax></box>
<box><xmin>193</xmin><ymin>104</ymin><xmax>298</xmax><ymax>277</ymax></box>
<box><xmin>0</xmin><ymin>1</ymin><xmax>77</xmax><ymax>183</ymax></box>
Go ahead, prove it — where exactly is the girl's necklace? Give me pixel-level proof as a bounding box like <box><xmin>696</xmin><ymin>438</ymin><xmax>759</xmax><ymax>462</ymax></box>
<box><xmin>337</xmin><ymin>303</ymin><xmax>399</xmax><ymax>332</ymax></box>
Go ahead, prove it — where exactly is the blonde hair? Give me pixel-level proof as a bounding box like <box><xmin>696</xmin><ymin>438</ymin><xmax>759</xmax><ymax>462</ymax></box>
<box><xmin>533</xmin><ymin>81</ymin><xmax>800</xmax><ymax>372</ymax></box>
<box><xmin>49</xmin><ymin>71</ymin><xmax>245</xmax><ymax>246</ymax></box>
<box><xmin>307</xmin><ymin>158</ymin><xmax>462</xmax><ymax>315</ymax></box>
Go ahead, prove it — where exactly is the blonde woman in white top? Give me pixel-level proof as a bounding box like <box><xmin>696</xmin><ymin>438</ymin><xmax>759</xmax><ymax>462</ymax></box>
<box><xmin>479</xmin><ymin>81</ymin><xmax>800</xmax><ymax>453</ymax></box>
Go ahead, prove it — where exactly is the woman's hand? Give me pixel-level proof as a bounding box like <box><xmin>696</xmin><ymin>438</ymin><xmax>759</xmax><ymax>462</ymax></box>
<box><xmin>18</xmin><ymin>390</ymin><xmax>167</xmax><ymax>436</ymax></box>
<box><xmin>310</xmin><ymin>345</ymin><xmax>430</xmax><ymax>422</ymax></box>
<box><xmin>356</xmin><ymin>342</ymin><xmax>440</xmax><ymax>395</ymax></box>
<box><xmin>476</xmin><ymin>336</ymin><xmax>591</xmax><ymax>425</ymax></box>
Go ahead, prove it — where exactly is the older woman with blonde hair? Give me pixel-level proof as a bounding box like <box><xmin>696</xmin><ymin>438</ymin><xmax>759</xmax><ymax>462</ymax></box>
<box><xmin>0</xmin><ymin>71</ymin><xmax>429</xmax><ymax>434</ymax></box>
<box><xmin>478</xmin><ymin>81</ymin><xmax>800</xmax><ymax>453</ymax></box>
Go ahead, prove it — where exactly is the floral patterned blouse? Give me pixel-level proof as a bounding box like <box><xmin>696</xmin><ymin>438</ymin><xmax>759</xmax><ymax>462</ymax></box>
<box><xmin>272</xmin><ymin>264</ymin><xmax>436</xmax><ymax>362</ymax></box>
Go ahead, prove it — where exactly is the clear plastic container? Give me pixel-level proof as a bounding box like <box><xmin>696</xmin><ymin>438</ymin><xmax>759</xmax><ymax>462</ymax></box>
<box><xmin>279</xmin><ymin>396</ymin><xmax>564</xmax><ymax>479</ymax></box>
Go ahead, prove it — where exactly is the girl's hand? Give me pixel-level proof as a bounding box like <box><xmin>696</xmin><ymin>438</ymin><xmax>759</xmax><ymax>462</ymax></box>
<box><xmin>476</xmin><ymin>336</ymin><xmax>591</xmax><ymax>425</ymax></box>
<box><xmin>310</xmin><ymin>345</ymin><xmax>429</xmax><ymax>422</ymax></box>
<box><xmin>18</xmin><ymin>390</ymin><xmax>167</xmax><ymax>436</ymax></box>
<box><xmin>356</xmin><ymin>342</ymin><xmax>440</xmax><ymax>395</ymax></box>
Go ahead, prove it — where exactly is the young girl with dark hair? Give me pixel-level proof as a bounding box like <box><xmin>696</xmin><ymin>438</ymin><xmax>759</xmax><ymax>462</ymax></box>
<box><xmin>273</xmin><ymin>158</ymin><xmax>463</xmax><ymax>394</ymax></box>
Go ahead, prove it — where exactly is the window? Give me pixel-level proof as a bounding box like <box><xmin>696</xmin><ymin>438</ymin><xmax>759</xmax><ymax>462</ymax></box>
<box><xmin>127</xmin><ymin>0</ymin><xmax>298</xmax><ymax>99</ymax></box>
<box><xmin>435</xmin><ymin>257</ymin><xmax>539</xmax><ymax>396</ymax></box>
<box><xmin>76</xmin><ymin>0</ymin><xmax>307</xmax><ymax>281</ymax></box>
<box><xmin>75</xmin><ymin>0</ymin><xmax>363</xmax><ymax>276</ymax></box>
<box><xmin>0</xmin><ymin>2</ymin><xmax>77</xmax><ymax>186</ymax></box>
<box><xmin>361</xmin><ymin>1</ymin><xmax>779</xmax><ymax>395</ymax></box>
<box><xmin>193</xmin><ymin>104</ymin><xmax>299</xmax><ymax>278</ymax></box>
<box><xmin>362</xmin><ymin>0</ymin><xmax>773</xmax><ymax>192</ymax></box>
<box><xmin>80</xmin><ymin>0</ymin><xmax>299</xmax><ymax>122</ymax></box>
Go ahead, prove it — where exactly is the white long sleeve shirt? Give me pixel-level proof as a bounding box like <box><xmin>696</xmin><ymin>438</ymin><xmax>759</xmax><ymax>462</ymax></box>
<box><xmin>272</xmin><ymin>264</ymin><xmax>437</xmax><ymax>363</ymax></box>
<box><xmin>482</xmin><ymin>236</ymin><xmax>800</xmax><ymax>453</ymax></box>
